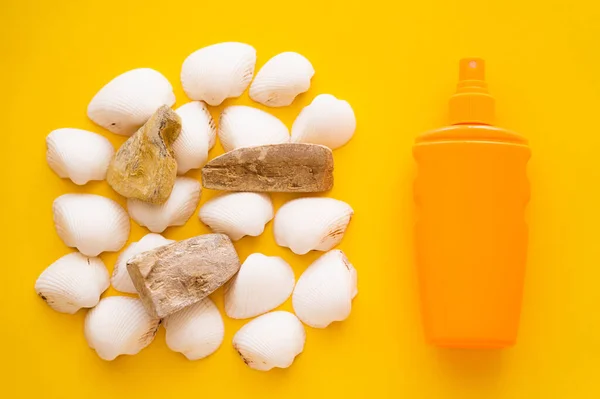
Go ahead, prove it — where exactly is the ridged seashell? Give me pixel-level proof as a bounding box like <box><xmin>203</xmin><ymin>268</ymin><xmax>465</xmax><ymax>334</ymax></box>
<box><xmin>291</xmin><ymin>94</ymin><xmax>356</xmax><ymax>149</ymax></box>
<box><xmin>233</xmin><ymin>311</ymin><xmax>305</xmax><ymax>371</ymax></box>
<box><xmin>46</xmin><ymin>128</ymin><xmax>115</xmax><ymax>185</ymax></box>
<box><xmin>84</xmin><ymin>296</ymin><xmax>161</xmax><ymax>361</ymax></box>
<box><xmin>164</xmin><ymin>298</ymin><xmax>224</xmax><ymax>360</ymax></box>
<box><xmin>273</xmin><ymin>197</ymin><xmax>353</xmax><ymax>255</ymax></box>
<box><xmin>87</xmin><ymin>68</ymin><xmax>176</xmax><ymax>136</ymax></box>
<box><xmin>218</xmin><ymin>106</ymin><xmax>289</xmax><ymax>152</ymax></box>
<box><xmin>292</xmin><ymin>250</ymin><xmax>357</xmax><ymax>328</ymax></box>
<box><xmin>224</xmin><ymin>253</ymin><xmax>295</xmax><ymax>319</ymax></box>
<box><xmin>198</xmin><ymin>192</ymin><xmax>273</xmax><ymax>241</ymax></box>
<box><xmin>53</xmin><ymin>194</ymin><xmax>130</xmax><ymax>257</ymax></box>
<box><xmin>35</xmin><ymin>252</ymin><xmax>109</xmax><ymax>314</ymax></box>
<box><xmin>181</xmin><ymin>42</ymin><xmax>256</xmax><ymax>106</ymax></box>
<box><xmin>128</xmin><ymin>177</ymin><xmax>201</xmax><ymax>233</ymax></box>
<box><xmin>112</xmin><ymin>233</ymin><xmax>175</xmax><ymax>294</ymax></box>
<box><xmin>250</xmin><ymin>52</ymin><xmax>314</xmax><ymax>107</ymax></box>
<box><xmin>173</xmin><ymin>101</ymin><xmax>217</xmax><ymax>175</ymax></box>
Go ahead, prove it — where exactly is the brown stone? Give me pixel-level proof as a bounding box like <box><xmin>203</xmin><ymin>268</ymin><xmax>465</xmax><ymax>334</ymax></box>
<box><xmin>126</xmin><ymin>234</ymin><xmax>240</xmax><ymax>318</ymax></box>
<box><xmin>107</xmin><ymin>106</ymin><xmax>181</xmax><ymax>204</ymax></box>
<box><xmin>202</xmin><ymin>143</ymin><xmax>334</xmax><ymax>192</ymax></box>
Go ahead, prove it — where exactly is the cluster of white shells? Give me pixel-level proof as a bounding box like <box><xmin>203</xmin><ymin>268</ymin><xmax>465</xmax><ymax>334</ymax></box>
<box><xmin>37</xmin><ymin>42</ymin><xmax>357</xmax><ymax>370</ymax></box>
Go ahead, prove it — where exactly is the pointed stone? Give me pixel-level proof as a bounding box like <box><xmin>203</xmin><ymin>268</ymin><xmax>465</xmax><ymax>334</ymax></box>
<box><xmin>107</xmin><ymin>105</ymin><xmax>181</xmax><ymax>204</ymax></box>
<box><xmin>127</xmin><ymin>234</ymin><xmax>240</xmax><ymax>318</ymax></box>
<box><xmin>202</xmin><ymin>143</ymin><xmax>334</xmax><ymax>192</ymax></box>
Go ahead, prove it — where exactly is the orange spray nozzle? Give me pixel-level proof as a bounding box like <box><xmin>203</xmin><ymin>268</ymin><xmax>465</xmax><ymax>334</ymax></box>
<box><xmin>459</xmin><ymin>58</ymin><xmax>485</xmax><ymax>81</ymax></box>
<box><xmin>449</xmin><ymin>58</ymin><xmax>495</xmax><ymax>125</ymax></box>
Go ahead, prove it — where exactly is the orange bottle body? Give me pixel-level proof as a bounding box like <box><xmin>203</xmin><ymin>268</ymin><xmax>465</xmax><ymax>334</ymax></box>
<box><xmin>414</xmin><ymin>125</ymin><xmax>530</xmax><ymax>348</ymax></box>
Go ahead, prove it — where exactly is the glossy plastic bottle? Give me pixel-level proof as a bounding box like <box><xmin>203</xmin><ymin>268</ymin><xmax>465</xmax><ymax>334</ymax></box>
<box><xmin>413</xmin><ymin>58</ymin><xmax>530</xmax><ymax>348</ymax></box>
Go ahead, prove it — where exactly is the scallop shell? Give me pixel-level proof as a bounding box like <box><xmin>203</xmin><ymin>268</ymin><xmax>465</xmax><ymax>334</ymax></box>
<box><xmin>291</xmin><ymin>94</ymin><xmax>356</xmax><ymax>149</ymax></box>
<box><xmin>232</xmin><ymin>311</ymin><xmax>305</xmax><ymax>371</ymax></box>
<box><xmin>198</xmin><ymin>192</ymin><xmax>273</xmax><ymax>241</ymax></box>
<box><xmin>273</xmin><ymin>197</ymin><xmax>353</xmax><ymax>255</ymax></box>
<box><xmin>112</xmin><ymin>233</ymin><xmax>175</xmax><ymax>294</ymax></box>
<box><xmin>292</xmin><ymin>249</ymin><xmax>357</xmax><ymax>328</ymax></box>
<box><xmin>224</xmin><ymin>253</ymin><xmax>295</xmax><ymax>319</ymax></box>
<box><xmin>87</xmin><ymin>68</ymin><xmax>176</xmax><ymax>136</ymax></box>
<box><xmin>218</xmin><ymin>105</ymin><xmax>289</xmax><ymax>152</ymax></box>
<box><xmin>164</xmin><ymin>298</ymin><xmax>224</xmax><ymax>360</ymax></box>
<box><xmin>181</xmin><ymin>42</ymin><xmax>256</xmax><ymax>106</ymax></box>
<box><xmin>173</xmin><ymin>101</ymin><xmax>216</xmax><ymax>175</ymax></box>
<box><xmin>84</xmin><ymin>296</ymin><xmax>161</xmax><ymax>361</ymax></box>
<box><xmin>46</xmin><ymin>128</ymin><xmax>115</xmax><ymax>185</ymax></box>
<box><xmin>128</xmin><ymin>177</ymin><xmax>201</xmax><ymax>233</ymax></box>
<box><xmin>53</xmin><ymin>194</ymin><xmax>130</xmax><ymax>257</ymax></box>
<box><xmin>35</xmin><ymin>252</ymin><xmax>109</xmax><ymax>314</ymax></box>
<box><xmin>249</xmin><ymin>52</ymin><xmax>314</xmax><ymax>107</ymax></box>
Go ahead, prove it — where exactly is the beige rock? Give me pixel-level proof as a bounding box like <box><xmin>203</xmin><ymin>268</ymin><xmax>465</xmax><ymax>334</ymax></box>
<box><xmin>127</xmin><ymin>234</ymin><xmax>240</xmax><ymax>318</ymax></box>
<box><xmin>107</xmin><ymin>106</ymin><xmax>181</xmax><ymax>204</ymax></box>
<box><xmin>202</xmin><ymin>143</ymin><xmax>334</xmax><ymax>192</ymax></box>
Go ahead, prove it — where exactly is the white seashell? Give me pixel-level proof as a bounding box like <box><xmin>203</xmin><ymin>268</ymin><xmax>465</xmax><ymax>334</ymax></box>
<box><xmin>181</xmin><ymin>42</ymin><xmax>256</xmax><ymax>106</ymax></box>
<box><xmin>87</xmin><ymin>68</ymin><xmax>176</xmax><ymax>136</ymax></box>
<box><xmin>46</xmin><ymin>128</ymin><xmax>115</xmax><ymax>185</ymax></box>
<box><xmin>233</xmin><ymin>311</ymin><xmax>305</xmax><ymax>371</ymax></box>
<box><xmin>273</xmin><ymin>197</ymin><xmax>353</xmax><ymax>255</ymax></box>
<box><xmin>291</xmin><ymin>94</ymin><xmax>356</xmax><ymax>149</ymax></box>
<box><xmin>112</xmin><ymin>233</ymin><xmax>175</xmax><ymax>294</ymax></box>
<box><xmin>173</xmin><ymin>101</ymin><xmax>217</xmax><ymax>175</ymax></box>
<box><xmin>128</xmin><ymin>177</ymin><xmax>201</xmax><ymax>233</ymax></box>
<box><xmin>250</xmin><ymin>52</ymin><xmax>315</xmax><ymax>107</ymax></box>
<box><xmin>84</xmin><ymin>296</ymin><xmax>161</xmax><ymax>361</ymax></box>
<box><xmin>164</xmin><ymin>298</ymin><xmax>224</xmax><ymax>360</ymax></box>
<box><xmin>199</xmin><ymin>192</ymin><xmax>273</xmax><ymax>241</ymax></box>
<box><xmin>35</xmin><ymin>252</ymin><xmax>109</xmax><ymax>314</ymax></box>
<box><xmin>224</xmin><ymin>253</ymin><xmax>295</xmax><ymax>319</ymax></box>
<box><xmin>218</xmin><ymin>106</ymin><xmax>289</xmax><ymax>152</ymax></box>
<box><xmin>292</xmin><ymin>249</ymin><xmax>357</xmax><ymax>328</ymax></box>
<box><xmin>53</xmin><ymin>194</ymin><xmax>130</xmax><ymax>257</ymax></box>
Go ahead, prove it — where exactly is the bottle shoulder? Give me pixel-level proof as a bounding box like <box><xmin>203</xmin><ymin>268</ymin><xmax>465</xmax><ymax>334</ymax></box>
<box><xmin>415</xmin><ymin>125</ymin><xmax>528</xmax><ymax>145</ymax></box>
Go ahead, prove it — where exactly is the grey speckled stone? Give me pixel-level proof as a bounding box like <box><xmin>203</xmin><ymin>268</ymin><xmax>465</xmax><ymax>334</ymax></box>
<box><xmin>202</xmin><ymin>143</ymin><xmax>334</xmax><ymax>192</ymax></box>
<box><xmin>127</xmin><ymin>234</ymin><xmax>240</xmax><ymax>318</ymax></box>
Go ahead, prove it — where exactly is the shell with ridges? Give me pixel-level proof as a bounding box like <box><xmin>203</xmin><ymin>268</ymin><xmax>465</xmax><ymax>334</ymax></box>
<box><xmin>250</xmin><ymin>52</ymin><xmax>314</xmax><ymax>107</ymax></box>
<box><xmin>292</xmin><ymin>249</ymin><xmax>357</xmax><ymax>328</ymax></box>
<box><xmin>35</xmin><ymin>252</ymin><xmax>109</xmax><ymax>314</ymax></box>
<box><xmin>173</xmin><ymin>101</ymin><xmax>216</xmax><ymax>175</ymax></box>
<box><xmin>87</xmin><ymin>68</ymin><xmax>176</xmax><ymax>136</ymax></box>
<box><xmin>181</xmin><ymin>42</ymin><xmax>256</xmax><ymax>106</ymax></box>
<box><xmin>84</xmin><ymin>296</ymin><xmax>161</xmax><ymax>361</ymax></box>
<box><xmin>198</xmin><ymin>192</ymin><xmax>273</xmax><ymax>241</ymax></box>
<box><xmin>46</xmin><ymin>128</ymin><xmax>115</xmax><ymax>185</ymax></box>
<box><xmin>53</xmin><ymin>194</ymin><xmax>130</xmax><ymax>257</ymax></box>
<box><xmin>232</xmin><ymin>311</ymin><xmax>305</xmax><ymax>371</ymax></box>
<box><xmin>128</xmin><ymin>177</ymin><xmax>201</xmax><ymax>233</ymax></box>
<box><xmin>164</xmin><ymin>298</ymin><xmax>224</xmax><ymax>360</ymax></box>
<box><xmin>274</xmin><ymin>197</ymin><xmax>353</xmax><ymax>255</ymax></box>
<box><xmin>291</xmin><ymin>94</ymin><xmax>356</xmax><ymax>149</ymax></box>
<box><xmin>111</xmin><ymin>233</ymin><xmax>175</xmax><ymax>294</ymax></box>
<box><xmin>224</xmin><ymin>253</ymin><xmax>295</xmax><ymax>319</ymax></box>
<box><xmin>218</xmin><ymin>106</ymin><xmax>289</xmax><ymax>152</ymax></box>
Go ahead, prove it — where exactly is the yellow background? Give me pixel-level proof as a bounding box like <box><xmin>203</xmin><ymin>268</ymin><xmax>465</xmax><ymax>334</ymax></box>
<box><xmin>2</xmin><ymin>0</ymin><xmax>600</xmax><ymax>397</ymax></box>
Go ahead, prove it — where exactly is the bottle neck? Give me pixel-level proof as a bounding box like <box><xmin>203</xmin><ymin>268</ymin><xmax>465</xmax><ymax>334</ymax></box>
<box><xmin>449</xmin><ymin>92</ymin><xmax>495</xmax><ymax>125</ymax></box>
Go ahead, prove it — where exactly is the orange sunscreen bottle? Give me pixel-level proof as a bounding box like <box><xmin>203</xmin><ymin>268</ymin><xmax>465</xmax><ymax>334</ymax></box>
<box><xmin>413</xmin><ymin>58</ymin><xmax>530</xmax><ymax>348</ymax></box>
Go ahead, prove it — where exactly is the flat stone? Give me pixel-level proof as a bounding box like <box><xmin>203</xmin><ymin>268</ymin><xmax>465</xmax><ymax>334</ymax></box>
<box><xmin>107</xmin><ymin>106</ymin><xmax>181</xmax><ymax>204</ymax></box>
<box><xmin>202</xmin><ymin>143</ymin><xmax>334</xmax><ymax>192</ymax></box>
<box><xmin>127</xmin><ymin>234</ymin><xmax>240</xmax><ymax>318</ymax></box>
